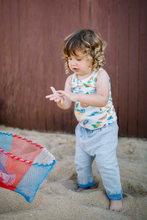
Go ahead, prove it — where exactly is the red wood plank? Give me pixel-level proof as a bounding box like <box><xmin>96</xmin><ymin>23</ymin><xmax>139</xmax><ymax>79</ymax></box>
<box><xmin>35</xmin><ymin>0</ymin><xmax>45</xmax><ymax>131</ymax></box>
<box><xmin>61</xmin><ymin>0</ymin><xmax>72</xmax><ymax>133</ymax></box>
<box><xmin>128</xmin><ymin>0</ymin><xmax>139</xmax><ymax>137</ymax></box>
<box><xmin>27</xmin><ymin>0</ymin><xmax>38</xmax><ymax>130</ymax></box>
<box><xmin>44</xmin><ymin>0</ymin><xmax>54</xmax><ymax>131</ymax></box>
<box><xmin>3</xmin><ymin>0</ymin><xmax>12</xmax><ymax>126</ymax></box>
<box><xmin>91</xmin><ymin>0</ymin><xmax>99</xmax><ymax>31</ymax></box>
<box><xmin>70</xmin><ymin>0</ymin><xmax>80</xmax><ymax>133</ymax></box>
<box><xmin>118</xmin><ymin>0</ymin><xmax>129</xmax><ymax>136</ymax></box>
<box><xmin>71</xmin><ymin>0</ymin><xmax>80</xmax><ymax>32</ymax></box>
<box><xmin>11</xmin><ymin>0</ymin><xmax>21</xmax><ymax>128</ymax></box>
<box><xmin>53</xmin><ymin>0</ymin><xmax>63</xmax><ymax>131</ymax></box>
<box><xmin>109</xmin><ymin>0</ymin><xmax>119</xmax><ymax>117</ymax></box>
<box><xmin>19</xmin><ymin>0</ymin><xmax>29</xmax><ymax>129</ymax></box>
<box><xmin>138</xmin><ymin>0</ymin><xmax>147</xmax><ymax>137</ymax></box>
<box><xmin>80</xmin><ymin>0</ymin><xmax>90</xmax><ymax>29</ymax></box>
<box><xmin>98</xmin><ymin>0</ymin><xmax>109</xmax><ymax>73</ymax></box>
<box><xmin>0</xmin><ymin>0</ymin><xmax>5</xmax><ymax>125</ymax></box>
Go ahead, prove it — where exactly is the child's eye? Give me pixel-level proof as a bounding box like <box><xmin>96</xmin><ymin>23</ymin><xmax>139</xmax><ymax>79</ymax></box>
<box><xmin>77</xmin><ymin>59</ymin><xmax>81</xmax><ymax>61</ymax></box>
<box><xmin>68</xmin><ymin>57</ymin><xmax>72</xmax><ymax>61</ymax></box>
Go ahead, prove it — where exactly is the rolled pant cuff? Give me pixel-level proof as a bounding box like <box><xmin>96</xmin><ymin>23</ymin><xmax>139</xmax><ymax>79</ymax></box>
<box><xmin>106</xmin><ymin>190</ymin><xmax>123</xmax><ymax>200</ymax></box>
<box><xmin>78</xmin><ymin>181</ymin><xmax>94</xmax><ymax>188</ymax></box>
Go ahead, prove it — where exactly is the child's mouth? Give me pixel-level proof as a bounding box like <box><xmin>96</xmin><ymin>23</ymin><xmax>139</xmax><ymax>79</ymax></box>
<box><xmin>73</xmin><ymin>68</ymin><xmax>78</xmax><ymax>71</ymax></box>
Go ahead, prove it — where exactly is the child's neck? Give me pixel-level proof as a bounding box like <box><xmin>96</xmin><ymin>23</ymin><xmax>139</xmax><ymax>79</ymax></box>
<box><xmin>77</xmin><ymin>71</ymin><xmax>93</xmax><ymax>80</ymax></box>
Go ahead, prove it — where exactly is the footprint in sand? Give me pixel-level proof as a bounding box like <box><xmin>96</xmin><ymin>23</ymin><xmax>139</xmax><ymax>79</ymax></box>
<box><xmin>122</xmin><ymin>179</ymin><xmax>147</xmax><ymax>197</ymax></box>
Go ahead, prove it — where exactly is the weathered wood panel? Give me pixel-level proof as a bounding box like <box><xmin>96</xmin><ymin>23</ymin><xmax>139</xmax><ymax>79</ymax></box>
<box><xmin>118</xmin><ymin>0</ymin><xmax>129</xmax><ymax>136</ymax></box>
<box><xmin>44</xmin><ymin>0</ymin><xmax>54</xmax><ymax>131</ymax></box>
<box><xmin>138</xmin><ymin>0</ymin><xmax>147</xmax><ymax>137</ymax></box>
<box><xmin>0</xmin><ymin>0</ymin><xmax>147</xmax><ymax>137</ymax></box>
<box><xmin>80</xmin><ymin>0</ymin><xmax>90</xmax><ymax>29</ymax></box>
<box><xmin>19</xmin><ymin>0</ymin><xmax>28</xmax><ymax>129</ymax></box>
<box><xmin>91</xmin><ymin>0</ymin><xmax>99</xmax><ymax>30</ymax></box>
<box><xmin>27</xmin><ymin>0</ymin><xmax>37</xmax><ymax>130</ymax></box>
<box><xmin>108</xmin><ymin>0</ymin><xmax>119</xmax><ymax>117</ymax></box>
<box><xmin>11</xmin><ymin>0</ymin><xmax>20</xmax><ymax>128</ymax></box>
<box><xmin>36</xmin><ymin>0</ymin><xmax>45</xmax><ymax>131</ymax></box>
<box><xmin>3</xmin><ymin>0</ymin><xmax>12</xmax><ymax>127</ymax></box>
<box><xmin>0</xmin><ymin>0</ymin><xmax>4</xmax><ymax>125</ymax></box>
<box><xmin>128</xmin><ymin>0</ymin><xmax>139</xmax><ymax>137</ymax></box>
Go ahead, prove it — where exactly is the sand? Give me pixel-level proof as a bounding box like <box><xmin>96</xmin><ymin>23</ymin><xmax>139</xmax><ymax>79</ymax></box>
<box><xmin>0</xmin><ymin>125</ymin><xmax>147</xmax><ymax>220</ymax></box>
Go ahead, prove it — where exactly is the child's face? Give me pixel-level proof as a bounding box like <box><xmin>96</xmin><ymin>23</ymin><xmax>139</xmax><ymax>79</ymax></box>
<box><xmin>68</xmin><ymin>50</ymin><xmax>92</xmax><ymax>79</ymax></box>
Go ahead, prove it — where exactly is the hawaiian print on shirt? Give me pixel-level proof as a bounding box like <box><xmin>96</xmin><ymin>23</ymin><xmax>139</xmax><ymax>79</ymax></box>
<box><xmin>70</xmin><ymin>68</ymin><xmax>117</xmax><ymax>130</ymax></box>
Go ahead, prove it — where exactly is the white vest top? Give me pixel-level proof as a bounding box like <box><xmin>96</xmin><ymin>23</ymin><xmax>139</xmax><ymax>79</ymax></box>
<box><xmin>70</xmin><ymin>68</ymin><xmax>117</xmax><ymax>130</ymax></box>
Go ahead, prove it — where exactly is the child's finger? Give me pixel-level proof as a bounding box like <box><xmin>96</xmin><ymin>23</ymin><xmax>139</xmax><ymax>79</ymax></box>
<box><xmin>50</xmin><ymin>96</ymin><xmax>57</xmax><ymax>101</ymax></box>
<box><xmin>58</xmin><ymin>93</ymin><xmax>64</xmax><ymax>97</ymax></box>
<box><xmin>55</xmin><ymin>98</ymin><xmax>60</xmax><ymax>102</ymax></box>
<box><xmin>61</xmin><ymin>97</ymin><xmax>64</xmax><ymax>104</ymax></box>
<box><xmin>50</xmin><ymin>86</ymin><xmax>56</xmax><ymax>94</ymax></box>
<box><xmin>45</xmin><ymin>94</ymin><xmax>53</xmax><ymax>98</ymax></box>
<box><xmin>57</xmin><ymin>90</ymin><xmax>66</xmax><ymax>97</ymax></box>
<box><xmin>57</xmin><ymin>90</ymin><xmax>64</xmax><ymax>94</ymax></box>
<box><xmin>59</xmin><ymin>91</ymin><xmax>69</xmax><ymax>98</ymax></box>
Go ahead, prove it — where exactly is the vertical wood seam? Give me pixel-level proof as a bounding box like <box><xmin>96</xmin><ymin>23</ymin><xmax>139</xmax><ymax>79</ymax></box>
<box><xmin>127</xmin><ymin>0</ymin><xmax>130</xmax><ymax>136</ymax></box>
<box><xmin>117</xmin><ymin>0</ymin><xmax>120</xmax><ymax>123</ymax></box>
<box><xmin>137</xmin><ymin>0</ymin><xmax>141</xmax><ymax>137</ymax></box>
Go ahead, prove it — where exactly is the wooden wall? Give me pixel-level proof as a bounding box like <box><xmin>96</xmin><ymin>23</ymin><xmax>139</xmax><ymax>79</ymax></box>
<box><xmin>0</xmin><ymin>0</ymin><xmax>147</xmax><ymax>137</ymax></box>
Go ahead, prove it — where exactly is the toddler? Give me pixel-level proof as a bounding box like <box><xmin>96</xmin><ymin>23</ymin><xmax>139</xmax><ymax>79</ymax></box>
<box><xmin>46</xmin><ymin>29</ymin><xmax>123</xmax><ymax>212</ymax></box>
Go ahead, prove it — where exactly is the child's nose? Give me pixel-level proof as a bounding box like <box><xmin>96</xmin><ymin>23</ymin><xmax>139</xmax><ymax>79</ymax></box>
<box><xmin>71</xmin><ymin>60</ymin><xmax>76</xmax><ymax>65</ymax></box>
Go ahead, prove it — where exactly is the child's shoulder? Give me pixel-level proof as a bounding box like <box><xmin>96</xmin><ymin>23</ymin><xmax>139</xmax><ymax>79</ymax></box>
<box><xmin>66</xmin><ymin>73</ymin><xmax>76</xmax><ymax>85</ymax></box>
<box><xmin>96</xmin><ymin>68</ymin><xmax>109</xmax><ymax>84</ymax></box>
<box><xmin>97</xmin><ymin>67</ymin><xmax>106</xmax><ymax>74</ymax></box>
<box><xmin>68</xmin><ymin>72</ymin><xmax>77</xmax><ymax>81</ymax></box>
<box><xmin>67</xmin><ymin>73</ymin><xmax>75</xmax><ymax>80</ymax></box>
<box><xmin>97</xmin><ymin>68</ymin><xmax>108</xmax><ymax>78</ymax></box>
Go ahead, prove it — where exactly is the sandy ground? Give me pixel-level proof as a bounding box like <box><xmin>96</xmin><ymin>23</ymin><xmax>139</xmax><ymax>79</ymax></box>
<box><xmin>0</xmin><ymin>125</ymin><xmax>147</xmax><ymax>220</ymax></box>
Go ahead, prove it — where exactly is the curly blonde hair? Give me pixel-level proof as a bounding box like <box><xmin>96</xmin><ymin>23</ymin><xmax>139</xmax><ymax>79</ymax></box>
<box><xmin>62</xmin><ymin>29</ymin><xmax>107</xmax><ymax>74</ymax></box>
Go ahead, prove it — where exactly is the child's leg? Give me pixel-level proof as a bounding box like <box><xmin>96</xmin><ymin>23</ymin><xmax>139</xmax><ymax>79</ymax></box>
<box><xmin>75</xmin><ymin>141</ymin><xmax>95</xmax><ymax>188</ymax></box>
<box><xmin>75</xmin><ymin>124</ymin><xmax>95</xmax><ymax>189</ymax></box>
<box><xmin>95</xmin><ymin>123</ymin><xmax>123</xmax><ymax>211</ymax></box>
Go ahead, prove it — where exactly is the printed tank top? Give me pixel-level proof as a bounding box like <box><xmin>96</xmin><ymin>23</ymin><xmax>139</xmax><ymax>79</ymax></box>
<box><xmin>70</xmin><ymin>68</ymin><xmax>117</xmax><ymax>130</ymax></box>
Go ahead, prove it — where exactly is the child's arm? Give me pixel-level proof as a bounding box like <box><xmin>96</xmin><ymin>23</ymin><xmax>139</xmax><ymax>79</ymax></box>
<box><xmin>45</xmin><ymin>75</ymin><xmax>72</xmax><ymax>109</ymax></box>
<box><xmin>57</xmin><ymin>70</ymin><xmax>109</xmax><ymax>107</ymax></box>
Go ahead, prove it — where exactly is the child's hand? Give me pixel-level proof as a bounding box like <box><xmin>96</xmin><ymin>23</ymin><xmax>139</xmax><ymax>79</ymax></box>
<box><xmin>45</xmin><ymin>87</ymin><xmax>64</xmax><ymax>104</ymax></box>
<box><xmin>57</xmin><ymin>90</ymin><xmax>78</xmax><ymax>102</ymax></box>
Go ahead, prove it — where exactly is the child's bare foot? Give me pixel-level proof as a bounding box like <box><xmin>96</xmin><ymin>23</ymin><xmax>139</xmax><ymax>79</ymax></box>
<box><xmin>75</xmin><ymin>187</ymin><xmax>90</xmax><ymax>192</ymax></box>
<box><xmin>75</xmin><ymin>187</ymin><xmax>85</xmax><ymax>192</ymax></box>
<box><xmin>110</xmin><ymin>199</ymin><xmax>123</xmax><ymax>212</ymax></box>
